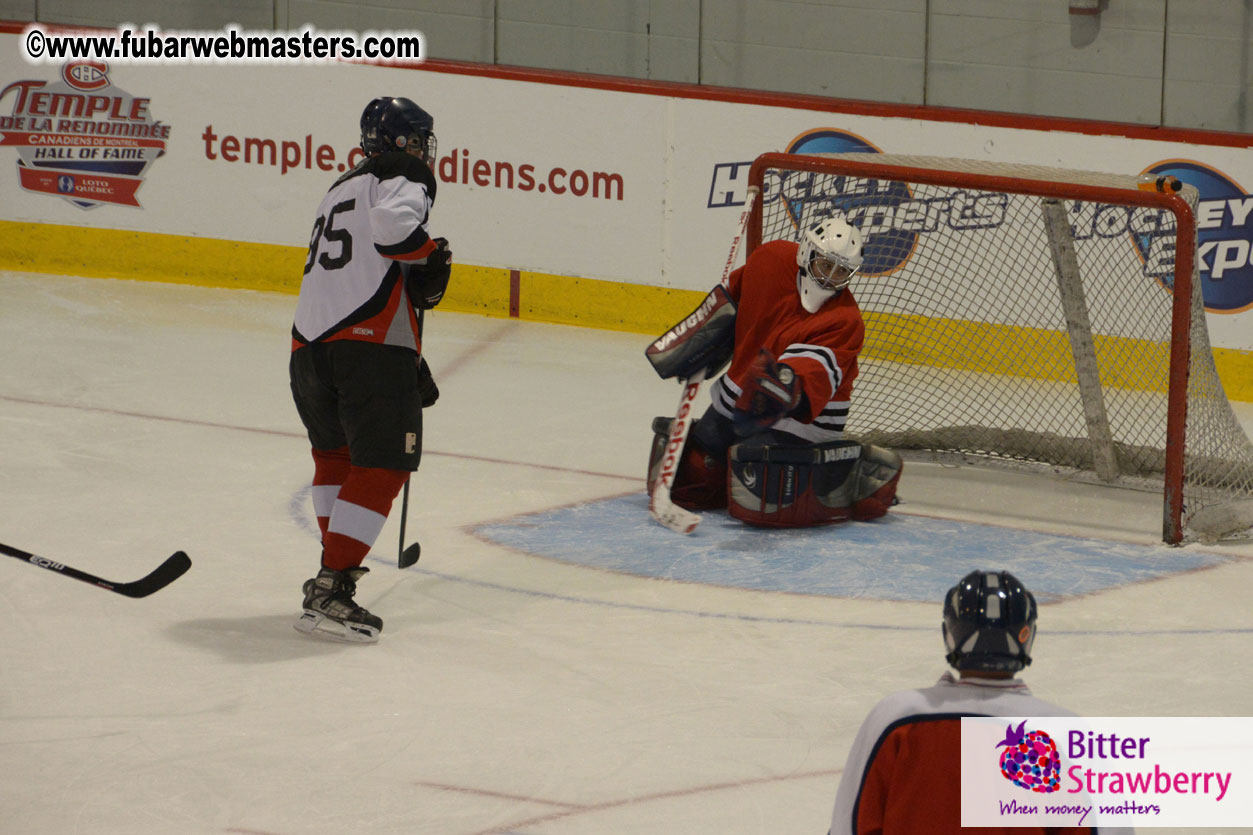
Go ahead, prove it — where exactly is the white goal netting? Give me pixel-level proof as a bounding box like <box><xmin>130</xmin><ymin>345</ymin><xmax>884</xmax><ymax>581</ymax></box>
<box><xmin>751</xmin><ymin>152</ymin><xmax>1253</xmax><ymax>543</ymax></box>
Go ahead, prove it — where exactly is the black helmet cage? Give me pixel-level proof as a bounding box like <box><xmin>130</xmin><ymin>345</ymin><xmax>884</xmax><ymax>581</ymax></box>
<box><xmin>360</xmin><ymin>96</ymin><xmax>437</xmax><ymax>163</ymax></box>
<box><xmin>942</xmin><ymin>570</ymin><xmax>1037</xmax><ymax>673</ymax></box>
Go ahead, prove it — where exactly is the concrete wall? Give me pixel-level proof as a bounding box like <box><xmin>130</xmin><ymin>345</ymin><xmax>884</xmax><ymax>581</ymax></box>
<box><xmin>2</xmin><ymin>0</ymin><xmax>1248</xmax><ymax>132</ymax></box>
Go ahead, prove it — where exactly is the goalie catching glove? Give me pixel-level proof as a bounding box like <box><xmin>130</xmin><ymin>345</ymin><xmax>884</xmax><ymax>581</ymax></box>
<box><xmin>404</xmin><ymin>237</ymin><xmax>452</xmax><ymax>310</ymax></box>
<box><xmin>733</xmin><ymin>349</ymin><xmax>803</xmax><ymax>434</ymax></box>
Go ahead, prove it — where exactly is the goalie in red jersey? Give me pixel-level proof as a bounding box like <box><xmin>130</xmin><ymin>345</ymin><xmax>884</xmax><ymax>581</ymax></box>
<box><xmin>646</xmin><ymin>215</ymin><xmax>901</xmax><ymax>527</ymax></box>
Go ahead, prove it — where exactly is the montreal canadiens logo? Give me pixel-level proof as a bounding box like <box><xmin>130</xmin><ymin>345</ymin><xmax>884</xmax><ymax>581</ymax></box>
<box><xmin>61</xmin><ymin>60</ymin><xmax>109</xmax><ymax>91</ymax></box>
<box><xmin>996</xmin><ymin>720</ymin><xmax>1062</xmax><ymax>793</ymax></box>
<box><xmin>1136</xmin><ymin>160</ymin><xmax>1253</xmax><ymax>313</ymax></box>
<box><xmin>779</xmin><ymin>129</ymin><xmax>912</xmax><ymax>277</ymax></box>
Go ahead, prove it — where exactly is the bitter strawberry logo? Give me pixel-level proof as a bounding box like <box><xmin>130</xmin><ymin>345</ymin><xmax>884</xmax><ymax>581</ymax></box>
<box><xmin>0</xmin><ymin>60</ymin><xmax>169</xmax><ymax>209</ymax></box>
<box><xmin>996</xmin><ymin>720</ymin><xmax>1062</xmax><ymax>793</ymax></box>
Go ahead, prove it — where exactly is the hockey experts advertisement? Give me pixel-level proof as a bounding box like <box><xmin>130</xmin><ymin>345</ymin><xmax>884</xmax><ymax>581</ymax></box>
<box><xmin>707</xmin><ymin>128</ymin><xmax>1253</xmax><ymax>316</ymax></box>
<box><xmin>1</xmin><ymin>29</ymin><xmax>1251</xmax><ymax>355</ymax></box>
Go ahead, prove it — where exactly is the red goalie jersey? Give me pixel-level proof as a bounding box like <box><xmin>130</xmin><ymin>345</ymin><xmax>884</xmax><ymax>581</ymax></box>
<box><xmin>710</xmin><ymin>239</ymin><xmax>865</xmax><ymax>443</ymax></box>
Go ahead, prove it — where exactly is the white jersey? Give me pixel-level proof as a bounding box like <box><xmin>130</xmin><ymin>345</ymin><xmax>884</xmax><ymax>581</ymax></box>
<box><xmin>830</xmin><ymin>672</ymin><xmax>1134</xmax><ymax>835</ymax></box>
<box><xmin>292</xmin><ymin>152</ymin><xmax>438</xmax><ymax>352</ymax></box>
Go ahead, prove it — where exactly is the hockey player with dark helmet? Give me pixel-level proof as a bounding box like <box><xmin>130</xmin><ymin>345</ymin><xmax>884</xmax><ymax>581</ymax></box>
<box><xmin>828</xmin><ymin>570</ymin><xmax>1132</xmax><ymax>833</ymax></box>
<box><xmin>355</xmin><ymin>96</ymin><xmax>451</xmax><ymax>317</ymax></box>
<box><xmin>360</xmin><ymin>96</ymin><xmax>437</xmax><ymax>163</ymax></box>
<box><xmin>942</xmin><ymin>569</ymin><xmax>1037</xmax><ymax>674</ymax></box>
<box><xmin>288</xmin><ymin>94</ymin><xmax>450</xmax><ymax>642</ymax></box>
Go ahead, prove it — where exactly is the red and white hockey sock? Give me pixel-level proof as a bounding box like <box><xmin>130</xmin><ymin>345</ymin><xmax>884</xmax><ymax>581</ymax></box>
<box><xmin>321</xmin><ymin>465</ymin><xmax>410</xmax><ymax>571</ymax></box>
<box><xmin>311</xmin><ymin>446</ymin><xmax>352</xmax><ymax>542</ymax></box>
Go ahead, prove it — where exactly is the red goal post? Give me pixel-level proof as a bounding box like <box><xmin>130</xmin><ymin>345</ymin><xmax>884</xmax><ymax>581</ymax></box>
<box><xmin>744</xmin><ymin>152</ymin><xmax>1253</xmax><ymax>544</ymax></box>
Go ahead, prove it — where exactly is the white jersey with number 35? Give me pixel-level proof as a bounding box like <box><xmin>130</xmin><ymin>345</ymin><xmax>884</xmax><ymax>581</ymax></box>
<box><xmin>292</xmin><ymin>152</ymin><xmax>438</xmax><ymax>352</ymax></box>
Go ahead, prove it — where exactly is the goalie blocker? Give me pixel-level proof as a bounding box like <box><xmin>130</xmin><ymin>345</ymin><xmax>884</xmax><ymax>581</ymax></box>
<box><xmin>647</xmin><ymin>419</ymin><xmax>902</xmax><ymax>528</ymax></box>
<box><xmin>645</xmin><ymin>284</ymin><xmax>737</xmax><ymax>381</ymax></box>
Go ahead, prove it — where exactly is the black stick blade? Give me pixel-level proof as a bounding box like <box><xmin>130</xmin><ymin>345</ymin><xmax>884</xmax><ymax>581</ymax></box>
<box><xmin>398</xmin><ymin>542</ymin><xmax>421</xmax><ymax>569</ymax></box>
<box><xmin>1</xmin><ymin>542</ymin><xmax>191</xmax><ymax>598</ymax></box>
<box><xmin>111</xmin><ymin>551</ymin><xmax>192</xmax><ymax>597</ymax></box>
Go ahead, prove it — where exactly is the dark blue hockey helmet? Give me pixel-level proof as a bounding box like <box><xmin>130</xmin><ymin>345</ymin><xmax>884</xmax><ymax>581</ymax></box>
<box><xmin>942</xmin><ymin>570</ymin><xmax>1037</xmax><ymax>673</ymax></box>
<box><xmin>360</xmin><ymin>96</ymin><xmax>437</xmax><ymax>162</ymax></box>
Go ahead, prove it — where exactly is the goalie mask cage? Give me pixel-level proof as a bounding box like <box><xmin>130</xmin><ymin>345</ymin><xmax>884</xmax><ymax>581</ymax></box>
<box><xmin>746</xmin><ymin>152</ymin><xmax>1253</xmax><ymax>544</ymax></box>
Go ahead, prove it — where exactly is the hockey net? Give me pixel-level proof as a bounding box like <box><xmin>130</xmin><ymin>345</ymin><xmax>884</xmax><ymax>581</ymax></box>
<box><xmin>746</xmin><ymin>152</ymin><xmax>1253</xmax><ymax>544</ymax></box>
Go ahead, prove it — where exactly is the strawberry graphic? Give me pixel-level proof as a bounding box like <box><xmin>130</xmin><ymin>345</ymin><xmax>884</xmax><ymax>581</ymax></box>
<box><xmin>996</xmin><ymin>720</ymin><xmax>1061</xmax><ymax>793</ymax></box>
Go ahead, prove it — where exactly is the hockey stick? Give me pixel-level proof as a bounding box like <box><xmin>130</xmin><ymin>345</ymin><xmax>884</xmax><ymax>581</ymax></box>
<box><xmin>0</xmin><ymin>541</ymin><xmax>191</xmax><ymax>598</ymax></box>
<box><xmin>398</xmin><ymin>478</ymin><xmax>421</xmax><ymax>568</ymax></box>
<box><xmin>648</xmin><ymin>368</ymin><xmax>706</xmax><ymax>534</ymax></box>
<box><xmin>648</xmin><ymin>185</ymin><xmax>760</xmax><ymax>535</ymax></box>
<box><xmin>398</xmin><ymin>306</ymin><xmax>425</xmax><ymax>569</ymax></box>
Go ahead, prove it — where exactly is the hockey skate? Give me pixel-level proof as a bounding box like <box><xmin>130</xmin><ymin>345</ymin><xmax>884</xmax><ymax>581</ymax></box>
<box><xmin>294</xmin><ymin>566</ymin><xmax>383</xmax><ymax>643</ymax></box>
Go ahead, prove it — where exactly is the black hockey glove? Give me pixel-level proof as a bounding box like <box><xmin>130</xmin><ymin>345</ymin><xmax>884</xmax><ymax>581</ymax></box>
<box><xmin>733</xmin><ymin>349</ymin><xmax>803</xmax><ymax>436</ymax></box>
<box><xmin>417</xmin><ymin>355</ymin><xmax>439</xmax><ymax>407</ymax></box>
<box><xmin>405</xmin><ymin>237</ymin><xmax>452</xmax><ymax>310</ymax></box>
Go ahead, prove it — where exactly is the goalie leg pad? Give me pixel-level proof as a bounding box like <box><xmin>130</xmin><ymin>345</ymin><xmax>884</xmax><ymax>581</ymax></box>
<box><xmin>646</xmin><ymin>416</ymin><xmax>728</xmax><ymax>510</ymax></box>
<box><xmin>727</xmin><ymin>440</ymin><xmax>901</xmax><ymax>527</ymax></box>
<box><xmin>852</xmin><ymin>444</ymin><xmax>903</xmax><ymax>520</ymax></box>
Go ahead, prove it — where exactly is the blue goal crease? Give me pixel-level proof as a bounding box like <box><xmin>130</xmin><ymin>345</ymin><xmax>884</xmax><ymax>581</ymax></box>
<box><xmin>469</xmin><ymin>493</ymin><xmax>1229</xmax><ymax>604</ymax></box>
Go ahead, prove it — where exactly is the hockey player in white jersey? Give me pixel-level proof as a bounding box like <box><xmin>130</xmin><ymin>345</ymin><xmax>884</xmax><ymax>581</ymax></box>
<box><xmin>828</xmin><ymin>570</ymin><xmax>1133</xmax><ymax>835</ymax></box>
<box><xmin>289</xmin><ymin>96</ymin><xmax>451</xmax><ymax>642</ymax></box>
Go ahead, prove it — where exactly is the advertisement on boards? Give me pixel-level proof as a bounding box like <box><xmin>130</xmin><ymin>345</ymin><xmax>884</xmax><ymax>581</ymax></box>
<box><xmin>0</xmin><ymin>32</ymin><xmax>655</xmax><ymax>287</ymax></box>
<box><xmin>2</xmin><ymin>28</ymin><xmax>1251</xmax><ymax>354</ymax></box>
<box><xmin>0</xmin><ymin>59</ymin><xmax>169</xmax><ymax>208</ymax></box>
<box><xmin>681</xmin><ymin>118</ymin><xmax>1253</xmax><ymax>353</ymax></box>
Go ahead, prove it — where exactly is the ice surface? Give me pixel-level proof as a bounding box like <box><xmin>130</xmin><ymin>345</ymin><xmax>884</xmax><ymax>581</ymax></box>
<box><xmin>1</xmin><ymin>272</ymin><xmax>1250</xmax><ymax>834</ymax></box>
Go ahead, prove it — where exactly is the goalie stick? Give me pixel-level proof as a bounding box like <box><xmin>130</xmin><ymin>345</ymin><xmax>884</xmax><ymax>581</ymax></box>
<box><xmin>648</xmin><ymin>368</ymin><xmax>707</xmax><ymax>533</ymax></box>
<box><xmin>648</xmin><ymin>185</ymin><xmax>759</xmax><ymax>534</ymax></box>
<box><xmin>0</xmin><ymin>541</ymin><xmax>191</xmax><ymax>598</ymax></box>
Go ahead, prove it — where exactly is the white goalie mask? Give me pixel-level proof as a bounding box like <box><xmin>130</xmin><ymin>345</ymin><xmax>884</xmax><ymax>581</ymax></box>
<box><xmin>795</xmin><ymin>217</ymin><xmax>864</xmax><ymax>313</ymax></box>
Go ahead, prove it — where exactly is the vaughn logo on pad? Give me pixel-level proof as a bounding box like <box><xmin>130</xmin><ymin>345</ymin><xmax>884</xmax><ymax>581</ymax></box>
<box><xmin>0</xmin><ymin>59</ymin><xmax>169</xmax><ymax>208</ymax></box>
<box><xmin>961</xmin><ymin>716</ymin><xmax>1249</xmax><ymax>828</ymax></box>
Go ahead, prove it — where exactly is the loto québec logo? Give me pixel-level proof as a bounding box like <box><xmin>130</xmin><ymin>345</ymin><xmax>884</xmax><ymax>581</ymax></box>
<box><xmin>997</xmin><ymin>720</ymin><xmax>1062</xmax><ymax>793</ymax></box>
